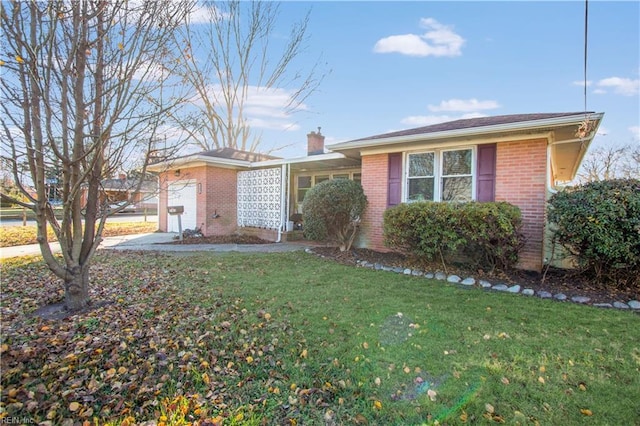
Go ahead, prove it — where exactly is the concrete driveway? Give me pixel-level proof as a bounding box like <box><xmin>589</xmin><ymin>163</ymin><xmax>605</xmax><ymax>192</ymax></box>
<box><xmin>0</xmin><ymin>232</ymin><xmax>311</xmax><ymax>259</ymax></box>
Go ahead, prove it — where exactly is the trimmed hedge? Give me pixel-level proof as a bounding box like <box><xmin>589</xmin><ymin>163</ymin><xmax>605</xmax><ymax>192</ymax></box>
<box><xmin>383</xmin><ymin>201</ymin><xmax>524</xmax><ymax>271</ymax></box>
<box><xmin>302</xmin><ymin>179</ymin><xmax>367</xmax><ymax>252</ymax></box>
<box><xmin>547</xmin><ymin>178</ymin><xmax>640</xmax><ymax>288</ymax></box>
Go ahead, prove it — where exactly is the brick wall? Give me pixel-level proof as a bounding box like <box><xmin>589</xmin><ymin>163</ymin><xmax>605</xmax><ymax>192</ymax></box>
<box><xmin>157</xmin><ymin>166</ymin><xmax>239</xmax><ymax>236</ymax></box>
<box><xmin>495</xmin><ymin>138</ymin><xmax>548</xmax><ymax>272</ymax></box>
<box><xmin>359</xmin><ymin>153</ymin><xmax>391</xmax><ymax>251</ymax></box>
<box><xmin>204</xmin><ymin>166</ymin><xmax>238</xmax><ymax>236</ymax></box>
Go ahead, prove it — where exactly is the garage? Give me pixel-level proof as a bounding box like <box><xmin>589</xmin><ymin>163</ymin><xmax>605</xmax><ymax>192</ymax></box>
<box><xmin>167</xmin><ymin>180</ymin><xmax>197</xmax><ymax>232</ymax></box>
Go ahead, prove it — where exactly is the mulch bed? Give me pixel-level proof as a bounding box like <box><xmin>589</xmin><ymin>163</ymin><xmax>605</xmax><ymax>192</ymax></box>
<box><xmin>165</xmin><ymin>235</ymin><xmax>273</xmax><ymax>245</ymax></box>
<box><xmin>312</xmin><ymin>247</ymin><xmax>640</xmax><ymax>306</ymax></box>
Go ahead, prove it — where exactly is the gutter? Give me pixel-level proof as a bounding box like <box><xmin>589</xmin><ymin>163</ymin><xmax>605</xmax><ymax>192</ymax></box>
<box><xmin>328</xmin><ymin>113</ymin><xmax>605</xmax><ymax>152</ymax></box>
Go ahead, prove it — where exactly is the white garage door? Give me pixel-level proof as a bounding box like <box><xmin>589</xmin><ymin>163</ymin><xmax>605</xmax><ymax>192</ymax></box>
<box><xmin>167</xmin><ymin>180</ymin><xmax>197</xmax><ymax>232</ymax></box>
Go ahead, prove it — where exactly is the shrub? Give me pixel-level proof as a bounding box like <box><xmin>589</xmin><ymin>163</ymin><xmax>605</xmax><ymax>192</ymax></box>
<box><xmin>547</xmin><ymin>178</ymin><xmax>640</xmax><ymax>288</ymax></box>
<box><xmin>302</xmin><ymin>179</ymin><xmax>367</xmax><ymax>251</ymax></box>
<box><xmin>384</xmin><ymin>201</ymin><xmax>524</xmax><ymax>271</ymax></box>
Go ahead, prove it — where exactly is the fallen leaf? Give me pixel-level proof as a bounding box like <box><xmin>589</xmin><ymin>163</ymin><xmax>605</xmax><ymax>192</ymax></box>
<box><xmin>538</xmin><ymin>376</ymin><xmax>545</xmax><ymax>384</ymax></box>
<box><xmin>373</xmin><ymin>400</ymin><xmax>382</xmax><ymax>410</ymax></box>
<box><xmin>69</xmin><ymin>402</ymin><xmax>80</xmax><ymax>412</ymax></box>
<box><xmin>427</xmin><ymin>389</ymin><xmax>437</xmax><ymax>401</ymax></box>
<box><xmin>485</xmin><ymin>403</ymin><xmax>495</xmax><ymax>414</ymax></box>
<box><xmin>580</xmin><ymin>408</ymin><xmax>593</xmax><ymax>416</ymax></box>
<box><xmin>501</xmin><ymin>377</ymin><xmax>510</xmax><ymax>385</ymax></box>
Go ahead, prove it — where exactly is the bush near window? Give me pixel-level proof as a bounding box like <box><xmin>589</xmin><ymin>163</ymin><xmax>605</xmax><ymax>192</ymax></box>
<box><xmin>547</xmin><ymin>178</ymin><xmax>640</xmax><ymax>288</ymax></box>
<box><xmin>302</xmin><ymin>179</ymin><xmax>367</xmax><ymax>252</ymax></box>
<box><xmin>384</xmin><ymin>201</ymin><xmax>524</xmax><ymax>272</ymax></box>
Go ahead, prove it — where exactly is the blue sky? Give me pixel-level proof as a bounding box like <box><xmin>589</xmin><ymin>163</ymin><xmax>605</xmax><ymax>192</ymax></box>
<box><xmin>235</xmin><ymin>1</ymin><xmax>639</xmax><ymax>159</ymax></box>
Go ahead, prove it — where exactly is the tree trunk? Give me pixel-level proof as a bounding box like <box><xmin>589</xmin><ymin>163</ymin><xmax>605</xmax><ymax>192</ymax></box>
<box><xmin>64</xmin><ymin>265</ymin><xmax>91</xmax><ymax>312</ymax></box>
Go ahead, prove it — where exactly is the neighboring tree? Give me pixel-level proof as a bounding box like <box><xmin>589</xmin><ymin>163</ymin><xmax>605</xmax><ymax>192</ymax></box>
<box><xmin>173</xmin><ymin>1</ymin><xmax>325</xmax><ymax>152</ymax></box>
<box><xmin>577</xmin><ymin>144</ymin><xmax>640</xmax><ymax>183</ymax></box>
<box><xmin>0</xmin><ymin>1</ymin><xmax>192</xmax><ymax>312</ymax></box>
<box><xmin>302</xmin><ymin>179</ymin><xmax>367</xmax><ymax>252</ymax></box>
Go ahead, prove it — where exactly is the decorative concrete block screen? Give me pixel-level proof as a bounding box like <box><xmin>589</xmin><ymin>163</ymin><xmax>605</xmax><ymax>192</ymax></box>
<box><xmin>237</xmin><ymin>167</ymin><xmax>282</xmax><ymax>229</ymax></box>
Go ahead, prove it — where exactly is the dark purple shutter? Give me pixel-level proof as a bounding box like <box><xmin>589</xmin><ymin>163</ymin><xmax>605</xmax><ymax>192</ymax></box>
<box><xmin>388</xmin><ymin>153</ymin><xmax>402</xmax><ymax>207</ymax></box>
<box><xmin>476</xmin><ymin>144</ymin><xmax>496</xmax><ymax>202</ymax></box>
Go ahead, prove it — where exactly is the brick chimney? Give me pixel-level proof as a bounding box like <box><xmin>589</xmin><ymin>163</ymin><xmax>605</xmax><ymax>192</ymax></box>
<box><xmin>307</xmin><ymin>127</ymin><xmax>325</xmax><ymax>156</ymax></box>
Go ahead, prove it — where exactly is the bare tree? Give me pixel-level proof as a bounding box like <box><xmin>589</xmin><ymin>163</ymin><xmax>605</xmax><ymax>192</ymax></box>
<box><xmin>173</xmin><ymin>1</ymin><xmax>325</xmax><ymax>152</ymax></box>
<box><xmin>577</xmin><ymin>144</ymin><xmax>640</xmax><ymax>183</ymax></box>
<box><xmin>0</xmin><ymin>0</ymin><xmax>193</xmax><ymax>312</ymax></box>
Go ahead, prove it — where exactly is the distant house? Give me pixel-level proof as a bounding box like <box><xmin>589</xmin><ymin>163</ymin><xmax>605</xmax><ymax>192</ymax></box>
<box><xmin>80</xmin><ymin>174</ymin><xmax>158</xmax><ymax>212</ymax></box>
<box><xmin>149</xmin><ymin>112</ymin><xmax>603</xmax><ymax>271</ymax></box>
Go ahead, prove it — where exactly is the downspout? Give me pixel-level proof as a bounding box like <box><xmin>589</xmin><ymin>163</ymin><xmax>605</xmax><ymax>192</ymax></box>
<box><xmin>276</xmin><ymin>164</ymin><xmax>287</xmax><ymax>243</ymax></box>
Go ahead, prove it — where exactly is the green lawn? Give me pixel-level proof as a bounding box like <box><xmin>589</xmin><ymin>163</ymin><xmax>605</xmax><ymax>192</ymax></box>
<box><xmin>1</xmin><ymin>251</ymin><xmax>638</xmax><ymax>425</ymax></box>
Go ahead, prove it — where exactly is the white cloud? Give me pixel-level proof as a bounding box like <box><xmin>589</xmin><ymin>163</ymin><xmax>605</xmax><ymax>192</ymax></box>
<box><xmin>629</xmin><ymin>126</ymin><xmax>640</xmax><ymax>141</ymax></box>
<box><xmin>596</xmin><ymin>126</ymin><xmax>609</xmax><ymax>136</ymax></box>
<box><xmin>401</xmin><ymin>112</ymin><xmax>487</xmax><ymax>127</ymax></box>
<box><xmin>187</xmin><ymin>4</ymin><xmax>229</xmax><ymax>24</ymax></box>
<box><xmin>595</xmin><ymin>77</ymin><xmax>639</xmax><ymax>96</ymax></box>
<box><xmin>190</xmin><ymin>84</ymin><xmax>305</xmax><ymax>131</ymax></box>
<box><xmin>428</xmin><ymin>98</ymin><xmax>500</xmax><ymax>112</ymax></box>
<box><xmin>373</xmin><ymin>18</ymin><xmax>464</xmax><ymax>57</ymax></box>
<box><xmin>572</xmin><ymin>80</ymin><xmax>592</xmax><ymax>87</ymax></box>
<box><xmin>592</xmin><ymin>89</ymin><xmax>607</xmax><ymax>95</ymax></box>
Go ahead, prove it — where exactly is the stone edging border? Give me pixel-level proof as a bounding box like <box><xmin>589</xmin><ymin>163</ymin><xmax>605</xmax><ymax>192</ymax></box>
<box><xmin>305</xmin><ymin>248</ymin><xmax>640</xmax><ymax>311</ymax></box>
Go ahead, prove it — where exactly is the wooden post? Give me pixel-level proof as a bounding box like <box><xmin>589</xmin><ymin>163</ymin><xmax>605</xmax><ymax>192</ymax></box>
<box><xmin>22</xmin><ymin>207</ymin><xmax>27</xmax><ymax>226</ymax></box>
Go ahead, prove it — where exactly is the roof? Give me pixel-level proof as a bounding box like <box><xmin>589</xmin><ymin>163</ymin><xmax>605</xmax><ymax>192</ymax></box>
<box><xmin>197</xmin><ymin>147</ymin><xmax>280</xmax><ymax>162</ymax></box>
<box><xmin>147</xmin><ymin>147</ymin><xmax>281</xmax><ymax>172</ymax></box>
<box><xmin>348</xmin><ymin>112</ymin><xmax>594</xmax><ymax>142</ymax></box>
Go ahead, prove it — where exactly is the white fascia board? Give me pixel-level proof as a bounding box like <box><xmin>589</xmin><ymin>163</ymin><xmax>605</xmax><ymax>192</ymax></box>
<box><xmin>252</xmin><ymin>152</ymin><xmax>348</xmax><ymax>167</ymax></box>
<box><xmin>147</xmin><ymin>155</ymin><xmax>252</xmax><ymax>172</ymax></box>
<box><xmin>327</xmin><ymin>113</ymin><xmax>605</xmax><ymax>152</ymax></box>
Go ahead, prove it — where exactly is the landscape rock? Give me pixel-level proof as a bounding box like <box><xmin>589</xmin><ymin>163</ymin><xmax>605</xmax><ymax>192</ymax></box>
<box><xmin>479</xmin><ymin>280</ymin><xmax>492</xmax><ymax>288</ymax></box>
<box><xmin>522</xmin><ymin>289</ymin><xmax>535</xmax><ymax>296</ymax></box>
<box><xmin>435</xmin><ymin>272</ymin><xmax>447</xmax><ymax>281</ymax></box>
<box><xmin>554</xmin><ymin>293</ymin><xmax>567</xmax><ymax>301</ymax></box>
<box><xmin>447</xmin><ymin>275</ymin><xmax>461</xmax><ymax>283</ymax></box>
<box><xmin>374</xmin><ymin>263</ymin><xmax>383</xmax><ymax>270</ymax></box>
<box><xmin>412</xmin><ymin>270</ymin><xmax>423</xmax><ymax>276</ymax></box>
<box><xmin>492</xmin><ymin>284</ymin><xmax>508</xmax><ymax>291</ymax></box>
<box><xmin>537</xmin><ymin>291</ymin><xmax>552</xmax><ymax>298</ymax></box>
<box><xmin>593</xmin><ymin>303</ymin><xmax>613</xmax><ymax>308</ymax></box>
<box><xmin>507</xmin><ymin>285</ymin><xmax>521</xmax><ymax>293</ymax></box>
<box><xmin>403</xmin><ymin>268</ymin><xmax>412</xmax><ymax>275</ymax></box>
<box><xmin>460</xmin><ymin>278</ymin><xmax>476</xmax><ymax>285</ymax></box>
<box><xmin>424</xmin><ymin>273</ymin><xmax>435</xmax><ymax>279</ymax></box>
<box><xmin>613</xmin><ymin>302</ymin><xmax>629</xmax><ymax>309</ymax></box>
<box><xmin>392</xmin><ymin>267</ymin><xmax>404</xmax><ymax>273</ymax></box>
<box><xmin>628</xmin><ymin>300</ymin><xmax>640</xmax><ymax>309</ymax></box>
<box><xmin>571</xmin><ymin>296</ymin><xmax>591</xmax><ymax>304</ymax></box>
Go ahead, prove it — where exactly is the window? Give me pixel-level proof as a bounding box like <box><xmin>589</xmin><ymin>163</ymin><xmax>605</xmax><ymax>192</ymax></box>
<box><xmin>295</xmin><ymin>171</ymin><xmax>361</xmax><ymax>206</ymax></box>
<box><xmin>407</xmin><ymin>152</ymin><xmax>435</xmax><ymax>201</ymax></box>
<box><xmin>406</xmin><ymin>148</ymin><xmax>473</xmax><ymax>202</ymax></box>
<box><xmin>297</xmin><ymin>176</ymin><xmax>312</xmax><ymax>203</ymax></box>
<box><xmin>441</xmin><ymin>149</ymin><xmax>472</xmax><ymax>202</ymax></box>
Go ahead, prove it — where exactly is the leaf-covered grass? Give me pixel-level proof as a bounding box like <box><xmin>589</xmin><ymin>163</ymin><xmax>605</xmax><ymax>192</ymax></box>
<box><xmin>1</xmin><ymin>251</ymin><xmax>638</xmax><ymax>425</ymax></box>
<box><xmin>0</xmin><ymin>222</ymin><xmax>158</xmax><ymax>247</ymax></box>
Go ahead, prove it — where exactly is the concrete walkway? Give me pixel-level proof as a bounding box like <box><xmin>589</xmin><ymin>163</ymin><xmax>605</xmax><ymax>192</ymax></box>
<box><xmin>0</xmin><ymin>233</ymin><xmax>312</xmax><ymax>259</ymax></box>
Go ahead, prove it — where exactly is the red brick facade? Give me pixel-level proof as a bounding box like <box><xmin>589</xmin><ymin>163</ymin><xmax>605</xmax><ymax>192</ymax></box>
<box><xmin>359</xmin><ymin>153</ymin><xmax>391</xmax><ymax>251</ymax></box>
<box><xmin>358</xmin><ymin>138</ymin><xmax>549</xmax><ymax>271</ymax></box>
<box><xmin>495</xmin><ymin>138</ymin><xmax>548</xmax><ymax>271</ymax></box>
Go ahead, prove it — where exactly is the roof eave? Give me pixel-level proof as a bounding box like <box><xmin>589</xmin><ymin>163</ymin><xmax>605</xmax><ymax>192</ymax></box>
<box><xmin>327</xmin><ymin>113</ymin><xmax>605</xmax><ymax>152</ymax></box>
<box><xmin>147</xmin><ymin>155</ymin><xmax>253</xmax><ymax>172</ymax></box>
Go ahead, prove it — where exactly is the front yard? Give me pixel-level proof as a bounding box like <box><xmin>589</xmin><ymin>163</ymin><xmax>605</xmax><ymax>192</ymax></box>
<box><xmin>1</xmin><ymin>250</ymin><xmax>638</xmax><ymax>425</ymax></box>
